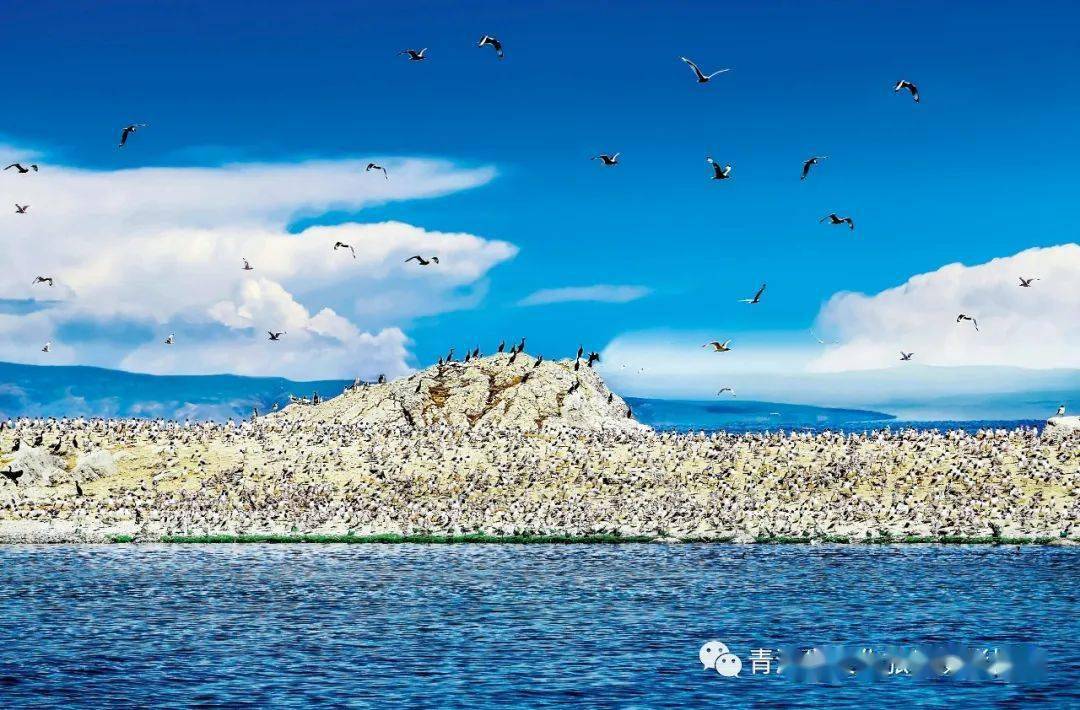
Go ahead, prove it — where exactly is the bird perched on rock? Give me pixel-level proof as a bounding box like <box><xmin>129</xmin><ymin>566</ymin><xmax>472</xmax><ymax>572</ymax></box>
<box><xmin>956</xmin><ymin>314</ymin><xmax>979</xmax><ymax>331</ymax></box>
<box><xmin>706</xmin><ymin>157</ymin><xmax>732</xmax><ymax>180</ymax></box>
<box><xmin>405</xmin><ymin>255</ymin><xmax>439</xmax><ymax>266</ymax></box>
<box><xmin>334</xmin><ymin>241</ymin><xmax>356</xmax><ymax>258</ymax></box>
<box><xmin>1</xmin><ymin>469</ymin><xmax>23</xmax><ymax>485</ymax></box>
<box><xmin>5</xmin><ymin>163</ymin><xmax>38</xmax><ymax>173</ymax></box>
<box><xmin>820</xmin><ymin>213</ymin><xmax>855</xmax><ymax>231</ymax></box>
<box><xmin>587</xmin><ymin>352</ymin><xmax>600</xmax><ymax>367</ymax></box>
<box><xmin>1018</xmin><ymin>277</ymin><xmax>1038</xmax><ymax>287</ymax></box>
<box><xmin>497</xmin><ymin>340</ymin><xmax>506</xmax><ymax>353</ymax></box>
<box><xmin>33</xmin><ymin>276</ymin><xmax>54</xmax><ymax>287</ymax></box>
<box><xmin>703</xmin><ymin>340</ymin><xmax>732</xmax><ymax>352</ymax></box>
<box><xmin>267</xmin><ymin>331</ymin><xmax>285</xmax><ymax>341</ymax></box>
<box><xmin>900</xmin><ymin>351</ymin><xmax>914</xmax><ymax>361</ymax></box>
<box><xmin>592</xmin><ymin>153</ymin><xmax>620</xmax><ymax>166</ymax></box>
<box><xmin>893</xmin><ymin>80</ymin><xmax>920</xmax><ymax>103</ymax></box>
<box><xmin>14</xmin><ymin>204</ymin><xmax>29</xmax><ymax>213</ymax></box>
<box><xmin>739</xmin><ymin>283</ymin><xmax>766</xmax><ymax>304</ymax></box>
<box><xmin>533</xmin><ymin>354</ymin><xmax>544</xmax><ymax>368</ymax></box>
<box><xmin>366</xmin><ymin>163</ymin><xmax>388</xmax><ymax>179</ymax></box>
<box><xmin>478</xmin><ymin>35</ymin><xmax>504</xmax><ymax>59</ymax></box>
<box><xmin>118</xmin><ymin>124</ymin><xmax>148</xmax><ymax>147</ymax></box>
<box><xmin>801</xmin><ymin>156</ymin><xmax>827</xmax><ymax>180</ymax></box>
<box><xmin>679</xmin><ymin>56</ymin><xmax>730</xmax><ymax>83</ymax></box>
<box><xmin>399</xmin><ymin>48</ymin><xmax>427</xmax><ymax>61</ymax></box>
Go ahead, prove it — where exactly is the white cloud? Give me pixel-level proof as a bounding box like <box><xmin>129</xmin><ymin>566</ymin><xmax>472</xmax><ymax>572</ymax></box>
<box><xmin>0</xmin><ymin>152</ymin><xmax>515</xmax><ymax>379</ymax></box>
<box><xmin>518</xmin><ymin>284</ymin><xmax>650</xmax><ymax>306</ymax></box>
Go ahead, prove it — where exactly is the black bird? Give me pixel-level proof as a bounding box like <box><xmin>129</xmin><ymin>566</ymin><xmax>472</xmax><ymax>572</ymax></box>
<box><xmin>679</xmin><ymin>57</ymin><xmax>730</xmax><ymax>83</ymax></box>
<box><xmin>405</xmin><ymin>255</ymin><xmax>439</xmax><ymax>266</ymax></box>
<box><xmin>333</xmin><ymin>241</ymin><xmax>356</xmax><ymax>258</ymax></box>
<box><xmin>591</xmin><ymin>153</ymin><xmax>620</xmax><ymax>166</ymax></box>
<box><xmin>33</xmin><ymin>276</ymin><xmax>54</xmax><ymax>287</ymax></box>
<box><xmin>366</xmin><ymin>163</ymin><xmax>388</xmax><ymax>179</ymax></box>
<box><xmin>478</xmin><ymin>35</ymin><xmax>504</xmax><ymax>59</ymax></box>
<box><xmin>900</xmin><ymin>352</ymin><xmax>914</xmax><ymax>361</ymax></box>
<box><xmin>577</xmin><ymin>345</ymin><xmax>585</xmax><ymax>359</ymax></box>
<box><xmin>15</xmin><ymin>204</ymin><xmax>29</xmax><ymax>214</ymax></box>
<box><xmin>587</xmin><ymin>352</ymin><xmax>600</xmax><ymax>367</ymax></box>
<box><xmin>706</xmin><ymin>157</ymin><xmax>732</xmax><ymax>180</ymax></box>
<box><xmin>415</xmin><ymin>381</ymin><xmax>423</xmax><ymax>393</ymax></box>
<box><xmin>1018</xmin><ymin>277</ymin><xmax>1038</xmax><ymax>287</ymax></box>
<box><xmin>517</xmin><ymin>337</ymin><xmax>526</xmax><ymax>352</ymax></box>
<box><xmin>801</xmin><ymin>156</ymin><xmax>828</xmax><ymax>180</ymax></box>
<box><xmin>267</xmin><ymin>331</ymin><xmax>285</xmax><ymax>341</ymax></box>
<box><xmin>574</xmin><ymin>360</ymin><xmax>580</xmax><ymax>371</ymax></box>
<box><xmin>399</xmin><ymin>48</ymin><xmax>427</xmax><ymax>61</ymax></box>
<box><xmin>33</xmin><ymin>433</ymin><xmax>44</xmax><ymax>446</ymax></box>
<box><xmin>464</xmin><ymin>350</ymin><xmax>471</xmax><ymax>363</ymax></box>
<box><xmin>12</xmin><ymin>439</ymin><xmax>21</xmax><ymax>452</ymax></box>
<box><xmin>533</xmin><ymin>354</ymin><xmax>543</xmax><ymax>368</ymax></box>
<box><xmin>118</xmin><ymin>124</ymin><xmax>148</xmax><ymax>147</ymax></box>
<box><xmin>607</xmin><ymin>392</ymin><xmax>613</xmax><ymax>403</ymax></box>
<box><xmin>497</xmin><ymin>340</ymin><xmax>505</xmax><ymax>353</ymax></box>
<box><xmin>739</xmin><ymin>283</ymin><xmax>766</xmax><ymax>305</ymax></box>
<box><xmin>956</xmin><ymin>314</ymin><xmax>979</xmax><ymax>331</ymax></box>
<box><xmin>1</xmin><ymin>469</ymin><xmax>23</xmax><ymax>484</ymax></box>
<box><xmin>5</xmin><ymin>163</ymin><xmax>38</xmax><ymax>173</ymax></box>
<box><xmin>893</xmin><ymin>80</ymin><xmax>920</xmax><ymax>103</ymax></box>
<box><xmin>472</xmin><ymin>347</ymin><xmax>480</xmax><ymax>359</ymax></box>
<box><xmin>445</xmin><ymin>347</ymin><xmax>455</xmax><ymax>362</ymax></box>
<box><xmin>402</xmin><ymin>408</ymin><xmax>415</xmax><ymax>426</ymax></box>
<box><xmin>627</xmin><ymin>406</ymin><xmax>633</xmax><ymax>419</ymax></box>
<box><xmin>75</xmin><ymin>481</ymin><xmax>84</xmax><ymax>497</ymax></box>
<box><xmin>568</xmin><ymin>381</ymin><xmax>580</xmax><ymax>394</ymax></box>
<box><xmin>820</xmin><ymin>213</ymin><xmax>855</xmax><ymax>231</ymax></box>
<box><xmin>508</xmin><ymin>350</ymin><xmax>519</xmax><ymax>365</ymax></box>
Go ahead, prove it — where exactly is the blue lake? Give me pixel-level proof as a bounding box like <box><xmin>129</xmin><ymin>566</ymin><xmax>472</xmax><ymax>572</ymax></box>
<box><xmin>0</xmin><ymin>545</ymin><xmax>1076</xmax><ymax>707</ymax></box>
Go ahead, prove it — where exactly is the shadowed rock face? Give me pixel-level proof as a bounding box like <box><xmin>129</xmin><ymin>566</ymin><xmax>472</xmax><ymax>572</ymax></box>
<box><xmin>275</xmin><ymin>352</ymin><xmax>648</xmax><ymax>432</ymax></box>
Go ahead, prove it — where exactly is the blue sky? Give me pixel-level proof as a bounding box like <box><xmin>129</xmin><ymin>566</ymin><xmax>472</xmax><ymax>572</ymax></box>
<box><xmin>2</xmin><ymin>1</ymin><xmax>1078</xmax><ymax>403</ymax></box>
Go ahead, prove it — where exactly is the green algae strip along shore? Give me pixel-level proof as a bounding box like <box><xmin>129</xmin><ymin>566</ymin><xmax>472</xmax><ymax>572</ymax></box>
<box><xmin>105</xmin><ymin>533</ymin><xmax>1077</xmax><ymax>545</ymax></box>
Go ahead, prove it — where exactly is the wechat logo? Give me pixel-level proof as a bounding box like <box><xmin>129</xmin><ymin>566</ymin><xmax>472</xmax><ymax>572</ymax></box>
<box><xmin>700</xmin><ymin>641</ymin><xmax>743</xmax><ymax>677</ymax></box>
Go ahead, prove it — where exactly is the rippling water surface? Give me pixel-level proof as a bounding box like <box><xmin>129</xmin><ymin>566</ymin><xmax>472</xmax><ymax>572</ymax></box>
<box><xmin>1</xmin><ymin>545</ymin><xmax>1076</xmax><ymax>707</ymax></box>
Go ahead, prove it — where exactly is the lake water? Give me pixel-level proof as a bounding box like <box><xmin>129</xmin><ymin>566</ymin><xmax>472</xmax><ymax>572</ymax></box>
<box><xmin>1</xmin><ymin>545</ymin><xmax>1076</xmax><ymax>707</ymax></box>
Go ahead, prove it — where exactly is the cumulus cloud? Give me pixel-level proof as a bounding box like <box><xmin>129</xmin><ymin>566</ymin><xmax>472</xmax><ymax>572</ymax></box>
<box><xmin>0</xmin><ymin>150</ymin><xmax>516</xmax><ymax>379</ymax></box>
<box><xmin>518</xmin><ymin>284</ymin><xmax>650</xmax><ymax>306</ymax></box>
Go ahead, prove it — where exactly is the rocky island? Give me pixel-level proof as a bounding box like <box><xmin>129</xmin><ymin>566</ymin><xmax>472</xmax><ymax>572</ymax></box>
<box><xmin>0</xmin><ymin>354</ymin><xmax>1077</xmax><ymax>544</ymax></box>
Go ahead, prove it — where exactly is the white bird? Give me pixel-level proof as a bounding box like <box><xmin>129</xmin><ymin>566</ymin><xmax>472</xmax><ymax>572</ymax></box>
<box><xmin>592</xmin><ymin>153</ymin><xmax>620</xmax><ymax>166</ymax></box>
<box><xmin>739</xmin><ymin>283</ymin><xmax>766</xmax><ymax>304</ymax></box>
<box><xmin>478</xmin><ymin>35</ymin><xmax>504</xmax><ymax>59</ymax></box>
<box><xmin>164</xmin><ymin>333</ymin><xmax>175</xmax><ymax>345</ymax></box>
<box><xmin>956</xmin><ymin>314</ymin><xmax>979</xmax><ymax>331</ymax></box>
<box><xmin>706</xmin><ymin>157</ymin><xmax>732</xmax><ymax>180</ymax></box>
<box><xmin>399</xmin><ymin>48</ymin><xmax>427</xmax><ymax>61</ymax></box>
<box><xmin>893</xmin><ymin>80</ymin><xmax>920</xmax><ymax>103</ymax></box>
<box><xmin>810</xmin><ymin>329</ymin><xmax>836</xmax><ymax>345</ymax></box>
<box><xmin>680</xmin><ymin>57</ymin><xmax>730</xmax><ymax>83</ymax></box>
<box><xmin>900</xmin><ymin>351</ymin><xmax>913</xmax><ymax>361</ymax></box>
<box><xmin>242</xmin><ymin>258</ymin><xmax>254</xmax><ymax>271</ymax></box>
<box><xmin>41</xmin><ymin>341</ymin><xmax>51</xmax><ymax>353</ymax></box>
<box><xmin>366</xmin><ymin>163</ymin><xmax>388</xmax><ymax>179</ymax></box>
<box><xmin>334</xmin><ymin>241</ymin><xmax>356</xmax><ymax>258</ymax></box>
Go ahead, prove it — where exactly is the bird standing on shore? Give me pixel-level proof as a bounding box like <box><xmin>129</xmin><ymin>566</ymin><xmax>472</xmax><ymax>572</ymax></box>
<box><xmin>820</xmin><ymin>213</ymin><xmax>855</xmax><ymax>231</ymax></box>
<box><xmin>478</xmin><ymin>35</ymin><xmax>504</xmax><ymax>59</ymax></box>
<box><xmin>680</xmin><ymin>57</ymin><xmax>730</xmax><ymax>83</ymax></box>
<box><xmin>118</xmin><ymin>124</ymin><xmax>147</xmax><ymax>147</ymax></box>
<box><xmin>894</xmin><ymin>80</ymin><xmax>920</xmax><ymax>103</ymax></box>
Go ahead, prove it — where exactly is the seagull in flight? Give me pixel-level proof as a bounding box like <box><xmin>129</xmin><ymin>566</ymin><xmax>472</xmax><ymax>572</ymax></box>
<box><xmin>399</xmin><ymin>48</ymin><xmax>427</xmax><ymax>61</ymax></box>
<box><xmin>679</xmin><ymin>57</ymin><xmax>730</xmax><ymax>83</ymax></box>
<box><xmin>478</xmin><ymin>35</ymin><xmax>504</xmax><ymax>59</ymax></box>
<box><xmin>14</xmin><ymin>204</ymin><xmax>29</xmax><ymax>214</ymax></box>
<box><xmin>405</xmin><ymin>255</ymin><xmax>439</xmax><ymax>266</ymax></box>
<box><xmin>267</xmin><ymin>331</ymin><xmax>286</xmax><ymax>341</ymax></box>
<box><xmin>32</xmin><ymin>276</ymin><xmax>54</xmax><ymax>287</ymax></box>
<box><xmin>703</xmin><ymin>340</ymin><xmax>732</xmax><ymax>352</ymax></box>
<box><xmin>4</xmin><ymin>163</ymin><xmax>37</xmax><ymax>173</ymax></box>
<box><xmin>1018</xmin><ymin>277</ymin><xmax>1038</xmax><ymax>287</ymax></box>
<box><xmin>118</xmin><ymin>124</ymin><xmax>147</xmax><ymax>147</ymax></box>
<box><xmin>820</xmin><ymin>213</ymin><xmax>855</xmax><ymax>231</ymax></box>
<box><xmin>164</xmin><ymin>333</ymin><xmax>175</xmax><ymax>345</ymax></box>
<box><xmin>801</xmin><ymin>156</ymin><xmax>828</xmax><ymax>180</ymax></box>
<box><xmin>242</xmin><ymin>258</ymin><xmax>254</xmax><ymax>271</ymax></box>
<box><xmin>41</xmin><ymin>341</ymin><xmax>51</xmax><ymax>353</ymax></box>
<box><xmin>706</xmin><ymin>157</ymin><xmax>732</xmax><ymax>180</ymax></box>
<box><xmin>334</xmin><ymin>241</ymin><xmax>356</xmax><ymax>258</ymax></box>
<box><xmin>900</xmin><ymin>351</ymin><xmax>914</xmax><ymax>361</ymax></box>
<box><xmin>717</xmin><ymin>387</ymin><xmax>736</xmax><ymax>396</ymax></box>
<box><xmin>592</xmin><ymin>153</ymin><xmax>620</xmax><ymax>166</ymax></box>
<box><xmin>956</xmin><ymin>314</ymin><xmax>979</xmax><ymax>331</ymax></box>
<box><xmin>366</xmin><ymin>163</ymin><xmax>388</xmax><ymax>179</ymax></box>
<box><xmin>893</xmin><ymin>80</ymin><xmax>920</xmax><ymax>103</ymax></box>
<box><xmin>739</xmin><ymin>283</ymin><xmax>766</xmax><ymax>304</ymax></box>
<box><xmin>810</xmin><ymin>329</ymin><xmax>837</xmax><ymax>345</ymax></box>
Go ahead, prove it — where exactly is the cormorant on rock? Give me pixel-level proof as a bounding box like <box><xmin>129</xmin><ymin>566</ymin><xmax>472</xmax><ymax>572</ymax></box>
<box><xmin>533</xmin><ymin>355</ymin><xmax>543</xmax><ymax>368</ymax></box>
<box><xmin>497</xmin><ymin>340</ymin><xmax>505</xmax><ymax>353</ymax></box>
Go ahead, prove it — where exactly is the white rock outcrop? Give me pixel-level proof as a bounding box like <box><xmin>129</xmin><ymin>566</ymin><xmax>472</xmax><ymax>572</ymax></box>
<box><xmin>275</xmin><ymin>352</ymin><xmax>648</xmax><ymax>432</ymax></box>
<box><xmin>1043</xmin><ymin>415</ymin><xmax>1080</xmax><ymax>438</ymax></box>
<box><xmin>73</xmin><ymin>449</ymin><xmax>118</xmax><ymax>481</ymax></box>
<box><xmin>4</xmin><ymin>448</ymin><xmax>67</xmax><ymax>487</ymax></box>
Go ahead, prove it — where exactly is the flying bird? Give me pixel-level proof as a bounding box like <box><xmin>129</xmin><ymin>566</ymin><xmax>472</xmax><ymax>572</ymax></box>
<box><xmin>810</xmin><ymin>330</ymin><xmax>837</xmax><ymax>345</ymax></box>
<box><xmin>900</xmin><ymin>351</ymin><xmax>914</xmax><ymax>361</ymax></box>
<box><xmin>164</xmin><ymin>333</ymin><xmax>175</xmax><ymax>345</ymax></box>
<box><xmin>41</xmin><ymin>341</ymin><xmax>51</xmax><ymax>353</ymax></box>
<box><xmin>703</xmin><ymin>340</ymin><xmax>732</xmax><ymax>352</ymax></box>
<box><xmin>820</xmin><ymin>213</ymin><xmax>855</xmax><ymax>231</ymax></box>
<box><xmin>405</xmin><ymin>255</ymin><xmax>439</xmax><ymax>266</ymax></box>
<box><xmin>801</xmin><ymin>156</ymin><xmax>828</xmax><ymax>180</ymax></box>
<box><xmin>366</xmin><ymin>163</ymin><xmax>388</xmax><ymax>179</ymax></box>
<box><xmin>334</xmin><ymin>241</ymin><xmax>356</xmax><ymax>258</ymax></box>
<box><xmin>478</xmin><ymin>35</ymin><xmax>504</xmax><ymax>59</ymax></box>
<box><xmin>4</xmin><ymin>163</ymin><xmax>37</xmax><ymax>173</ymax></box>
<box><xmin>956</xmin><ymin>314</ymin><xmax>979</xmax><ymax>331</ymax></box>
<box><xmin>592</xmin><ymin>153</ymin><xmax>620</xmax><ymax>166</ymax></box>
<box><xmin>1018</xmin><ymin>277</ymin><xmax>1038</xmax><ymax>287</ymax></box>
<box><xmin>242</xmin><ymin>258</ymin><xmax>254</xmax><ymax>271</ymax></box>
<box><xmin>267</xmin><ymin>331</ymin><xmax>285</xmax><ymax>341</ymax></box>
<box><xmin>706</xmin><ymin>157</ymin><xmax>732</xmax><ymax>180</ymax></box>
<box><xmin>32</xmin><ymin>276</ymin><xmax>54</xmax><ymax>287</ymax></box>
<box><xmin>679</xmin><ymin>56</ymin><xmax>730</xmax><ymax>83</ymax></box>
<box><xmin>717</xmin><ymin>387</ymin><xmax>736</xmax><ymax>396</ymax></box>
<box><xmin>399</xmin><ymin>48</ymin><xmax>427</xmax><ymax>61</ymax></box>
<box><xmin>739</xmin><ymin>283</ymin><xmax>766</xmax><ymax>304</ymax></box>
<box><xmin>587</xmin><ymin>352</ymin><xmax>600</xmax><ymax>367</ymax></box>
<box><xmin>14</xmin><ymin>204</ymin><xmax>29</xmax><ymax>213</ymax></box>
<box><xmin>893</xmin><ymin>80</ymin><xmax>920</xmax><ymax>103</ymax></box>
<box><xmin>118</xmin><ymin>124</ymin><xmax>147</xmax><ymax>147</ymax></box>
